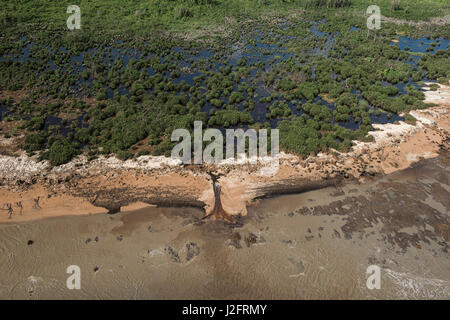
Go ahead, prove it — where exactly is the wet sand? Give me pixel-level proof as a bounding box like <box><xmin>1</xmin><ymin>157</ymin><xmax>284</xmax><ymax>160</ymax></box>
<box><xmin>0</xmin><ymin>155</ymin><xmax>448</xmax><ymax>299</ymax></box>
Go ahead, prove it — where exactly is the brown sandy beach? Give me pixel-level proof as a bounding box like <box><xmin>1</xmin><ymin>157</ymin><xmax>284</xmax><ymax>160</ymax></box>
<box><xmin>0</xmin><ymin>153</ymin><xmax>448</xmax><ymax>299</ymax></box>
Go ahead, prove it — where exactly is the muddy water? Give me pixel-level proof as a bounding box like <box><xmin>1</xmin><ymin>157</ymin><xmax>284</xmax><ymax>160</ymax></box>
<box><xmin>0</xmin><ymin>156</ymin><xmax>449</xmax><ymax>299</ymax></box>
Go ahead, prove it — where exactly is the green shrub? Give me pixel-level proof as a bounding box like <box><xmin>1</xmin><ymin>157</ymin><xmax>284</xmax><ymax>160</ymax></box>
<box><xmin>24</xmin><ymin>132</ymin><xmax>47</xmax><ymax>153</ymax></box>
<box><xmin>117</xmin><ymin>150</ymin><xmax>133</xmax><ymax>161</ymax></box>
<box><xmin>43</xmin><ymin>139</ymin><xmax>79</xmax><ymax>166</ymax></box>
<box><xmin>404</xmin><ymin>114</ymin><xmax>417</xmax><ymax>125</ymax></box>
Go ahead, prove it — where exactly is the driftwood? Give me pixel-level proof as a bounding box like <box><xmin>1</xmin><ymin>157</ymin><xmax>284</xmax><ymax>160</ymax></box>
<box><xmin>1</xmin><ymin>203</ymin><xmax>13</xmax><ymax>219</ymax></box>
<box><xmin>33</xmin><ymin>197</ymin><xmax>41</xmax><ymax>209</ymax></box>
<box><xmin>15</xmin><ymin>201</ymin><xmax>23</xmax><ymax>215</ymax></box>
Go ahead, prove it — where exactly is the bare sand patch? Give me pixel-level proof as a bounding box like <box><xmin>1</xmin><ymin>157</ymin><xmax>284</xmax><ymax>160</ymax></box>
<box><xmin>423</xmin><ymin>82</ymin><xmax>450</xmax><ymax>107</ymax></box>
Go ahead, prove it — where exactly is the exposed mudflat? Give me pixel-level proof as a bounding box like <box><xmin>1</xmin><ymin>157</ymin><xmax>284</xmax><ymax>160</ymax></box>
<box><xmin>0</xmin><ymin>154</ymin><xmax>448</xmax><ymax>299</ymax></box>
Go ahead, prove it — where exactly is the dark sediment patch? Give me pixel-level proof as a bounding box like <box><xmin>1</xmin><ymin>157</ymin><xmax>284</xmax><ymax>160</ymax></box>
<box><xmin>88</xmin><ymin>187</ymin><xmax>206</xmax><ymax>215</ymax></box>
<box><xmin>165</xmin><ymin>246</ymin><xmax>181</xmax><ymax>263</ymax></box>
<box><xmin>252</xmin><ymin>175</ymin><xmax>350</xmax><ymax>200</ymax></box>
<box><xmin>286</xmin><ymin>155</ymin><xmax>450</xmax><ymax>252</ymax></box>
<box><xmin>186</xmin><ymin>242</ymin><xmax>201</xmax><ymax>261</ymax></box>
<box><xmin>205</xmin><ymin>172</ymin><xmax>235</xmax><ymax>222</ymax></box>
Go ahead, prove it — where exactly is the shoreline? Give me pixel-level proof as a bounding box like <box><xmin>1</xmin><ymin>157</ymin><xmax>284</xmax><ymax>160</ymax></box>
<box><xmin>0</xmin><ymin>84</ymin><xmax>449</xmax><ymax>223</ymax></box>
<box><xmin>1</xmin><ymin>152</ymin><xmax>448</xmax><ymax>299</ymax></box>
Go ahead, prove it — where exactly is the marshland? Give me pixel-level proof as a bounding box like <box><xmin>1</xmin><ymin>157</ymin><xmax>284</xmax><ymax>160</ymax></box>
<box><xmin>1</xmin><ymin>0</ymin><xmax>449</xmax><ymax>165</ymax></box>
